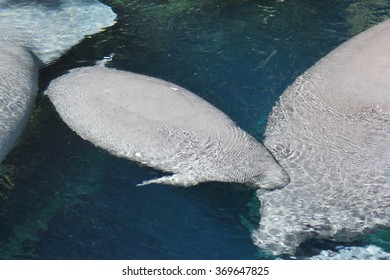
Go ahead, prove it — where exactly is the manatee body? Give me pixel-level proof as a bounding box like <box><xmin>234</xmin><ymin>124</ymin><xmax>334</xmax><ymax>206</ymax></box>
<box><xmin>0</xmin><ymin>0</ymin><xmax>117</xmax><ymax>64</ymax></box>
<box><xmin>0</xmin><ymin>42</ymin><xmax>40</xmax><ymax>163</ymax></box>
<box><xmin>253</xmin><ymin>20</ymin><xmax>390</xmax><ymax>255</ymax></box>
<box><xmin>0</xmin><ymin>0</ymin><xmax>116</xmax><ymax>163</ymax></box>
<box><xmin>46</xmin><ymin>66</ymin><xmax>289</xmax><ymax>189</ymax></box>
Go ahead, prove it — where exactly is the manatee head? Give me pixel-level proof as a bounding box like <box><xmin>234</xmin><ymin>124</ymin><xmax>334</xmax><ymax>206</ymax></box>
<box><xmin>250</xmin><ymin>165</ymin><xmax>290</xmax><ymax>190</ymax></box>
<box><xmin>246</xmin><ymin>148</ymin><xmax>290</xmax><ymax>190</ymax></box>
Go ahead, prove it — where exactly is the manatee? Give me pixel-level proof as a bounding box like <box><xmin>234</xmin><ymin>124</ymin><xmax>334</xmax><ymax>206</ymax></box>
<box><xmin>0</xmin><ymin>42</ymin><xmax>40</xmax><ymax>163</ymax></box>
<box><xmin>253</xmin><ymin>19</ymin><xmax>390</xmax><ymax>255</ymax></box>
<box><xmin>46</xmin><ymin>66</ymin><xmax>290</xmax><ymax>189</ymax></box>
<box><xmin>0</xmin><ymin>0</ymin><xmax>117</xmax><ymax>64</ymax></box>
<box><xmin>0</xmin><ymin>0</ymin><xmax>116</xmax><ymax>163</ymax></box>
<box><xmin>309</xmin><ymin>245</ymin><xmax>390</xmax><ymax>260</ymax></box>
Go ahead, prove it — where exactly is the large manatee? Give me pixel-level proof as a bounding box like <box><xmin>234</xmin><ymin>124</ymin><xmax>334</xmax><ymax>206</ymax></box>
<box><xmin>0</xmin><ymin>0</ymin><xmax>116</xmax><ymax>163</ymax></box>
<box><xmin>253</xmin><ymin>19</ymin><xmax>390</xmax><ymax>255</ymax></box>
<box><xmin>46</xmin><ymin>66</ymin><xmax>290</xmax><ymax>189</ymax></box>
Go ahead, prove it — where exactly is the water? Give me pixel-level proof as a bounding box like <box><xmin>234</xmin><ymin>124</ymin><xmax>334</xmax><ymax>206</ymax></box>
<box><xmin>1</xmin><ymin>0</ymin><xmax>389</xmax><ymax>259</ymax></box>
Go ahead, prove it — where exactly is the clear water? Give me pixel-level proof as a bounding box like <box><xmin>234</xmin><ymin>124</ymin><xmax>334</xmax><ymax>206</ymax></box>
<box><xmin>1</xmin><ymin>0</ymin><xmax>390</xmax><ymax>259</ymax></box>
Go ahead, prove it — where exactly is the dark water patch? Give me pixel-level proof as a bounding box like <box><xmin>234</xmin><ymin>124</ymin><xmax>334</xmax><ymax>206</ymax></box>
<box><xmin>36</xmin><ymin>174</ymin><xmax>262</xmax><ymax>259</ymax></box>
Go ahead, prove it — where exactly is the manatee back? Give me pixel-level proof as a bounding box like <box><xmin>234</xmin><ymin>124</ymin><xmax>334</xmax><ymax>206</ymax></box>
<box><xmin>0</xmin><ymin>0</ymin><xmax>116</xmax><ymax>64</ymax></box>
<box><xmin>0</xmin><ymin>0</ymin><xmax>116</xmax><ymax>163</ymax></box>
<box><xmin>46</xmin><ymin>66</ymin><xmax>236</xmax><ymax>162</ymax></box>
<box><xmin>46</xmin><ymin>66</ymin><xmax>289</xmax><ymax>188</ymax></box>
<box><xmin>308</xmin><ymin>19</ymin><xmax>390</xmax><ymax>115</ymax></box>
<box><xmin>0</xmin><ymin>42</ymin><xmax>40</xmax><ymax>162</ymax></box>
<box><xmin>254</xmin><ymin>20</ymin><xmax>390</xmax><ymax>255</ymax></box>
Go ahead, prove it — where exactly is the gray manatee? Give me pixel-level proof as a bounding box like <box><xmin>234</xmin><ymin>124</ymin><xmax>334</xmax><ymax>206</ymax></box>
<box><xmin>0</xmin><ymin>0</ymin><xmax>117</xmax><ymax>64</ymax></box>
<box><xmin>0</xmin><ymin>41</ymin><xmax>40</xmax><ymax>163</ymax></box>
<box><xmin>46</xmin><ymin>66</ymin><xmax>290</xmax><ymax>189</ymax></box>
<box><xmin>253</xmin><ymin>19</ymin><xmax>390</xmax><ymax>255</ymax></box>
<box><xmin>0</xmin><ymin>0</ymin><xmax>116</xmax><ymax>163</ymax></box>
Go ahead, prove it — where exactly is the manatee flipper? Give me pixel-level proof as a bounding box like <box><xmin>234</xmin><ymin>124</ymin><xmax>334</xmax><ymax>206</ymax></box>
<box><xmin>137</xmin><ymin>174</ymin><xmax>199</xmax><ymax>187</ymax></box>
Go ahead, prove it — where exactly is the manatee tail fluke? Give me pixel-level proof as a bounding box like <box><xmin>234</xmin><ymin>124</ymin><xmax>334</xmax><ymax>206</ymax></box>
<box><xmin>137</xmin><ymin>174</ymin><xmax>199</xmax><ymax>187</ymax></box>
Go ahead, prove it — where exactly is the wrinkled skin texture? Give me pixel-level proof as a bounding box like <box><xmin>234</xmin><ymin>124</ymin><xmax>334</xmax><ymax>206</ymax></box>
<box><xmin>0</xmin><ymin>0</ymin><xmax>116</xmax><ymax>64</ymax></box>
<box><xmin>253</xmin><ymin>20</ymin><xmax>390</xmax><ymax>255</ymax></box>
<box><xmin>0</xmin><ymin>42</ymin><xmax>39</xmax><ymax>163</ymax></box>
<box><xmin>0</xmin><ymin>0</ymin><xmax>116</xmax><ymax>163</ymax></box>
<box><xmin>46</xmin><ymin>66</ymin><xmax>290</xmax><ymax>189</ymax></box>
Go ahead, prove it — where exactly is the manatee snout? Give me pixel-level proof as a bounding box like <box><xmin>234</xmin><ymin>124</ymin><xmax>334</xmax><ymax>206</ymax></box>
<box><xmin>247</xmin><ymin>151</ymin><xmax>290</xmax><ymax>190</ymax></box>
<box><xmin>251</xmin><ymin>166</ymin><xmax>290</xmax><ymax>190</ymax></box>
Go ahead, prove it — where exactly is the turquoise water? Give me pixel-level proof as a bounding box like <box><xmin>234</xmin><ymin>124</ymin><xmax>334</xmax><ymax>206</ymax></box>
<box><xmin>1</xmin><ymin>0</ymin><xmax>390</xmax><ymax>259</ymax></box>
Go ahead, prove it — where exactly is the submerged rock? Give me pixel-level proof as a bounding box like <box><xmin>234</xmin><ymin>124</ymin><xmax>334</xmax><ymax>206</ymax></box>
<box><xmin>253</xmin><ymin>19</ymin><xmax>390</xmax><ymax>255</ymax></box>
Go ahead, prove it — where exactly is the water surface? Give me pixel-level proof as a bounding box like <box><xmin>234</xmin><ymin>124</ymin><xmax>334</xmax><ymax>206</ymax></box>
<box><xmin>1</xmin><ymin>0</ymin><xmax>389</xmax><ymax>259</ymax></box>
